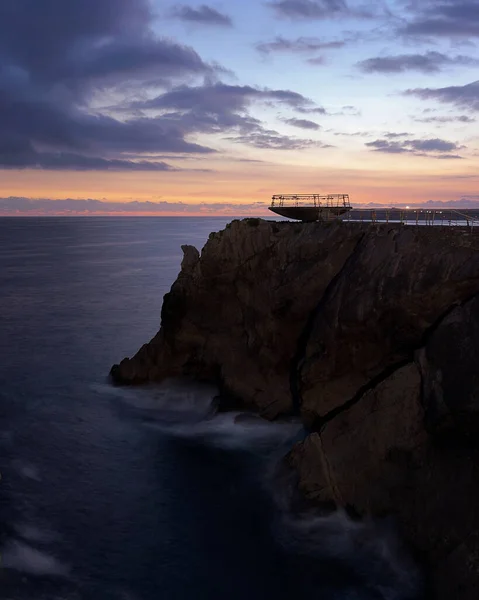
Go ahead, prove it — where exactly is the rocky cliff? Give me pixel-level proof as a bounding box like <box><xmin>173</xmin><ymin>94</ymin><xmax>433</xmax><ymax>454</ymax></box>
<box><xmin>111</xmin><ymin>218</ymin><xmax>479</xmax><ymax>599</ymax></box>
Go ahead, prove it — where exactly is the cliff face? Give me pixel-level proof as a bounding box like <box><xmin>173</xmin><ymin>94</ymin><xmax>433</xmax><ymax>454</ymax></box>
<box><xmin>112</xmin><ymin>219</ymin><xmax>366</xmax><ymax>417</ymax></box>
<box><xmin>111</xmin><ymin>218</ymin><xmax>479</xmax><ymax>599</ymax></box>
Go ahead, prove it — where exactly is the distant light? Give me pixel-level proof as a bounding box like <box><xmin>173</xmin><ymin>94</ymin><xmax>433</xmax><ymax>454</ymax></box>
<box><xmin>406</xmin><ymin>205</ymin><xmax>410</xmax><ymax>209</ymax></box>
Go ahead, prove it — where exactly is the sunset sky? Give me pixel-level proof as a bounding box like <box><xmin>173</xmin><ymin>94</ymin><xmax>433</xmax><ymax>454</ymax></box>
<box><xmin>1</xmin><ymin>0</ymin><xmax>478</xmax><ymax>215</ymax></box>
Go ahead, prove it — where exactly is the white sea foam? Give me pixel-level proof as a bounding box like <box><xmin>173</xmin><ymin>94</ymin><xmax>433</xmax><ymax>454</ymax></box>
<box><xmin>275</xmin><ymin>510</ymin><xmax>422</xmax><ymax>600</ymax></box>
<box><xmin>145</xmin><ymin>410</ymin><xmax>303</xmax><ymax>453</ymax></box>
<box><xmin>96</xmin><ymin>378</ymin><xmax>217</xmax><ymax>417</ymax></box>
<box><xmin>102</xmin><ymin>378</ymin><xmax>303</xmax><ymax>452</ymax></box>
<box><xmin>2</xmin><ymin>540</ymin><xmax>69</xmax><ymax>576</ymax></box>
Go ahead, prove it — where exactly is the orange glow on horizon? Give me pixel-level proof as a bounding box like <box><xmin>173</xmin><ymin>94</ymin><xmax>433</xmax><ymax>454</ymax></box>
<box><xmin>1</xmin><ymin>155</ymin><xmax>478</xmax><ymax>215</ymax></box>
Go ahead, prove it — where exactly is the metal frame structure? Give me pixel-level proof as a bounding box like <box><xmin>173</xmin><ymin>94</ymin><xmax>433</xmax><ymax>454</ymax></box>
<box><xmin>344</xmin><ymin>208</ymin><xmax>479</xmax><ymax>230</ymax></box>
<box><xmin>271</xmin><ymin>194</ymin><xmax>351</xmax><ymax>208</ymax></box>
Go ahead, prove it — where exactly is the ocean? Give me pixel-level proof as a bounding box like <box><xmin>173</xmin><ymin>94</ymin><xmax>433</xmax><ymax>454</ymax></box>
<box><xmin>0</xmin><ymin>217</ymin><xmax>421</xmax><ymax>600</ymax></box>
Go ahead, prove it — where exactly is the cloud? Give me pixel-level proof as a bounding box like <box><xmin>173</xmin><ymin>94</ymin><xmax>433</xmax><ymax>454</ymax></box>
<box><xmin>296</xmin><ymin>106</ymin><xmax>328</xmax><ymax>115</ymax></box>
<box><xmin>413</xmin><ymin>115</ymin><xmax>476</xmax><ymax>124</ymax></box>
<box><xmin>256</xmin><ymin>36</ymin><xmax>345</xmax><ymax>54</ymax></box>
<box><xmin>227</xmin><ymin>132</ymin><xmax>324</xmax><ymax>150</ymax></box>
<box><xmin>267</xmin><ymin>0</ymin><xmax>380</xmax><ymax>19</ymax></box>
<box><xmin>358</xmin><ymin>51</ymin><xmax>479</xmax><ymax>74</ymax></box>
<box><xmin>335</xmin><ymin>105</ymin><xmax>362</xmax><ymax>116</ymax></box>
<box><xmin>405</xmin><ymin>81</ymin><xmax>479</xmax><ymax>112</ymax></box>
<box><xmin>171</xmin><ymin>5</ymin><xmax>233</xmax><ymax>27</ymax></box>
<box><xmin>0</xmin><ymin>0</ymin><xmax>221</xmax><ymax>171</ymax></box>
<box><xmin>307</xmin><ymin>57</ymin><xmax>326</xmax><ymax>65</ymax></box>
<box><xmin>0</xmin><ymin>197</ymin><xmax>270</xmax><ymax>216</ymax></box>
<box><xmin>132</xmin><ymin>82</ymin><xmax>324</xmax><ymax>148</ymax></box>
<box><xmin>366</xmin><ymin>137</ymin><xmax>464</xmax><ymax>158</ymax></box>
<box><xmin>400</xmin><ymin>0</ymin><xmax>479</xmax><ymax>39</ymax></box>
<box><xmin>384</xmin><ymin>132</ymin><xmax>411</xmax><ymax>138</ymax></box>
<box><xmin>283</xmin><ymin>118</ymin><xmax>321</xmax><ymax>130</ymax></box>
<box><xmin>0</xmin><ymin>150</ymin><xmax>176</xmax><ymax>171</ymax></box>
<box><xmin>138</xmin><ymin>83</ymin><xmax>317</xmax><ymax>112</ymax></box>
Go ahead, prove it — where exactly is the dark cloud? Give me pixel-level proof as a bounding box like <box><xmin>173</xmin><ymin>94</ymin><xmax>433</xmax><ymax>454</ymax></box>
<box><xmin>400</xmin><ymin>1</ymin><xmax>479</xmax><ymax>39</ymax></box>
<box><xmin>137</xmin><ymin>82</ymin><xmax>318</xmax><ymax>115</ymax></box>
<box><xmin>171</xmin><ymin>5</ymin><xmax>233</xmax><ymax>27</ymax></box>
<box><xmin>405</xmin><ymin>81</ymin><xmax>479</xmax><ymax>112</ymax></box>
<box><xmin>257</xmin><ymin>36</ymin><xmax>345</xmax><ymax>54</ymax></box>
<box><xmin>366</xmin><ymin>137</ymin><xmax>464</xmax><ymax>157</ymax></box>
<box><xmin>228</xmin><ymin>132</ymin><xmax>324</xmax><ymax>149</ymax></box>
<box><xmin>0</xmin><ymin>148</ymin><xmax>175</xmax><ymax>171</ymax></box>
<box><xmin>296</xmin><ymin>106</ymin><xmax>328</xmax><ymax>115</ymax></box>
<box><xmin>0</xmin><ymin>0</ymin><xmax>221</xmax><ymax>170</ymax></box>
<box><xmin>0</xmin><ymin>197</ymin><xmax>269</xmax><ymax>215</ymax></box>
<box><xmin>358</xmin><ymin>51</ymin><xmax>479</xmax><ymax>73</ymax></box>
<box><xmin>267</xmin><ymin>0</ymin><xmax>380</xmax><ymax>19</ymax></box>
<box><xmin>384</xmin><ymin>132</ymin><xmax>411</xmax><ymax>138</ymax></box>
<box><xmin>133</xmin><ymin>83</ymin><xmax>323</xmax><ymax>147</ymax></box>
<box><xmin>414</xmin><ymin>115</ymin><xmax>476</xmax><ymax>123</ymax></box>
<box><xmin>283</xmin><ymin>118</ymin><xmax>321</xmax><ymax>130</ymax></box>
<box><xmin>409</xmin><ymin>139</ymin><xmax>461</xmax><ymax>151</ymax></box>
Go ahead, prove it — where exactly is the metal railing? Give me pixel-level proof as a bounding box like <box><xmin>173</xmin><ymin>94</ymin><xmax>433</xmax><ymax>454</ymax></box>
<box><xmin>344</xmin><ymin>208</ymin><xmax>479</xmax><ymax>230</ymax></box>
<box><xmin>271</xmin><ymin>194</ymin><xmax>351</xmax><ymax>208</ymax></box>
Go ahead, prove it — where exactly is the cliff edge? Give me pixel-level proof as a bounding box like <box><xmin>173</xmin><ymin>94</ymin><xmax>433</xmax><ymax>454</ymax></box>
<box><xmin>111</xmin><ymin>218</ymin><xmax>479</xmax><ymax>599</ymax></box>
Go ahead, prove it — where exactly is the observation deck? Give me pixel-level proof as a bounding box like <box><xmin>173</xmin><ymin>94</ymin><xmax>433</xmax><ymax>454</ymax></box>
<box><xmin>269</xmin><ymin>194</ymin><xmax>352</xmax><ymax>222</ymax></box>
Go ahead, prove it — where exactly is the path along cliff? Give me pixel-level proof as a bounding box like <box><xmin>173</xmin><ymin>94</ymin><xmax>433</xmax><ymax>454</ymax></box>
<box><xmin>111</xmin><ymin>218</ymin><xmax>479</xmax><ymax>600</ymax></box>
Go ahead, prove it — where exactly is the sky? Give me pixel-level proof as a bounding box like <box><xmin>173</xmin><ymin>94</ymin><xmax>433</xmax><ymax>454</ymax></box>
<box><xmin>1</xmin><ymin>0</ymin><xmax>478</xmax><ymax>215</ymax></box>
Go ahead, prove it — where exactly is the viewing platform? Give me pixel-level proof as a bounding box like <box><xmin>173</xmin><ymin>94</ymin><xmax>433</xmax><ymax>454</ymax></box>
<box><xmin>269</xmin><ymin>194</ymin><xmax>351</xmax><ymax>222</ymax></box>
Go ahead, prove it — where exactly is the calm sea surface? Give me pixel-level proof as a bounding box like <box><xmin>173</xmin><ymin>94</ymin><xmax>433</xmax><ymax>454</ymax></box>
<box><xmin>0</xmin><ymin>217</ymin><xmax>421</xmax><ymax>600</ymax></box>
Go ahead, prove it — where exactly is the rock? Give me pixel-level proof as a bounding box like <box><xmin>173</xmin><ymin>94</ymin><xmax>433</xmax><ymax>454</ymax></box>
<box><xmin>299</xmin><ymin>226</ymin><xmax>479</xmax><ymax>423</ymax></box>
<box><xmin>180</xmin><ymin>244</ymin><xmax>200</xmax><ymax>273</ymax></box>
<box><xmin>287</xmin><ymin>362</ymin><xmax>479</xmax><ymax>600</ymax></box>
<box><xmin>286</xmin><ymin>364</ymin><xmax>425</xmax><ymax>510</ymax></box>
<box><xmin>417</xmin><ymin>295</ymin><xmax>479</xmax><ymax>435</ymax></box>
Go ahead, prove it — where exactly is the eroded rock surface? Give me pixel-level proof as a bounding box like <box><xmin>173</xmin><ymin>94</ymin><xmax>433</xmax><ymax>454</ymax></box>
<box><xmin>417</xmin><ymin>294</ymin><xmax>479</xmax><ymax>435</ymax></box>
<box><xmin>299</xmin><ymin>227</ymin><xmax>479</xmax><ymax>423</ymax></box>
<box><xmin>112</xmin><ymin>220</ymin><xmax>479</xmax><ymax>421</ymax></box>
<box><xmin>287</xmin><ymin>360</ymin><xmax>479</xmax><ymax>600</ymax></box>
<box><xmin>112</xmin><ymin>219</ymin><xmax>365</xmax><ymax>417</ymax></box>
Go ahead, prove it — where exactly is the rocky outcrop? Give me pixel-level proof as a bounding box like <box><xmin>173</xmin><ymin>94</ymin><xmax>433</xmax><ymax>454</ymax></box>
<box><xmin>111</xmin><ymin>218</ymin><xmax>479</xmax><ymax>598</ymax></box>
<box><xmin>112</xmin><ymin>220</ymin><xmax>479</xmax><ymax>419</ymax></box>
<box><xmin>112</xmin><ymin>219</ymin><xmax>366</xmax><ymax>417</ymax></box>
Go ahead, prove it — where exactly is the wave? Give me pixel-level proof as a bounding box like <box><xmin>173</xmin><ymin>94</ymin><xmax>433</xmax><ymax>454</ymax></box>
<box><xmin>2</xmin><ymin>540</ymin><xmax>69</xmax><ymax>577</ymax></box>
<box><xmin>103</xmin><ymin>378</ymin><xmax>422</xmax><ymax>599</ymax></box>
<box><xmin>273</xmin><ymin>511</ymin><xmax>422</xmax><ymax>599</ymax></box>
<box><xmin>102</xmin><ymin>378</ymin><xmax>304</xmax><ymax>453</ymax></box>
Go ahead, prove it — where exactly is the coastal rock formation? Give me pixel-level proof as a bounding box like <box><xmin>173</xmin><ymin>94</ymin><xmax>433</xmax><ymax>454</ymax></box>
<box><xmin>112</xmin><ymin>219</ymin><xmax>365</xmax><ymax>417</ymax></box>
<box><xmin>112</xmin><ymin>218</ymin><xmax>479</xmax><ymax>599</ymax></box>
